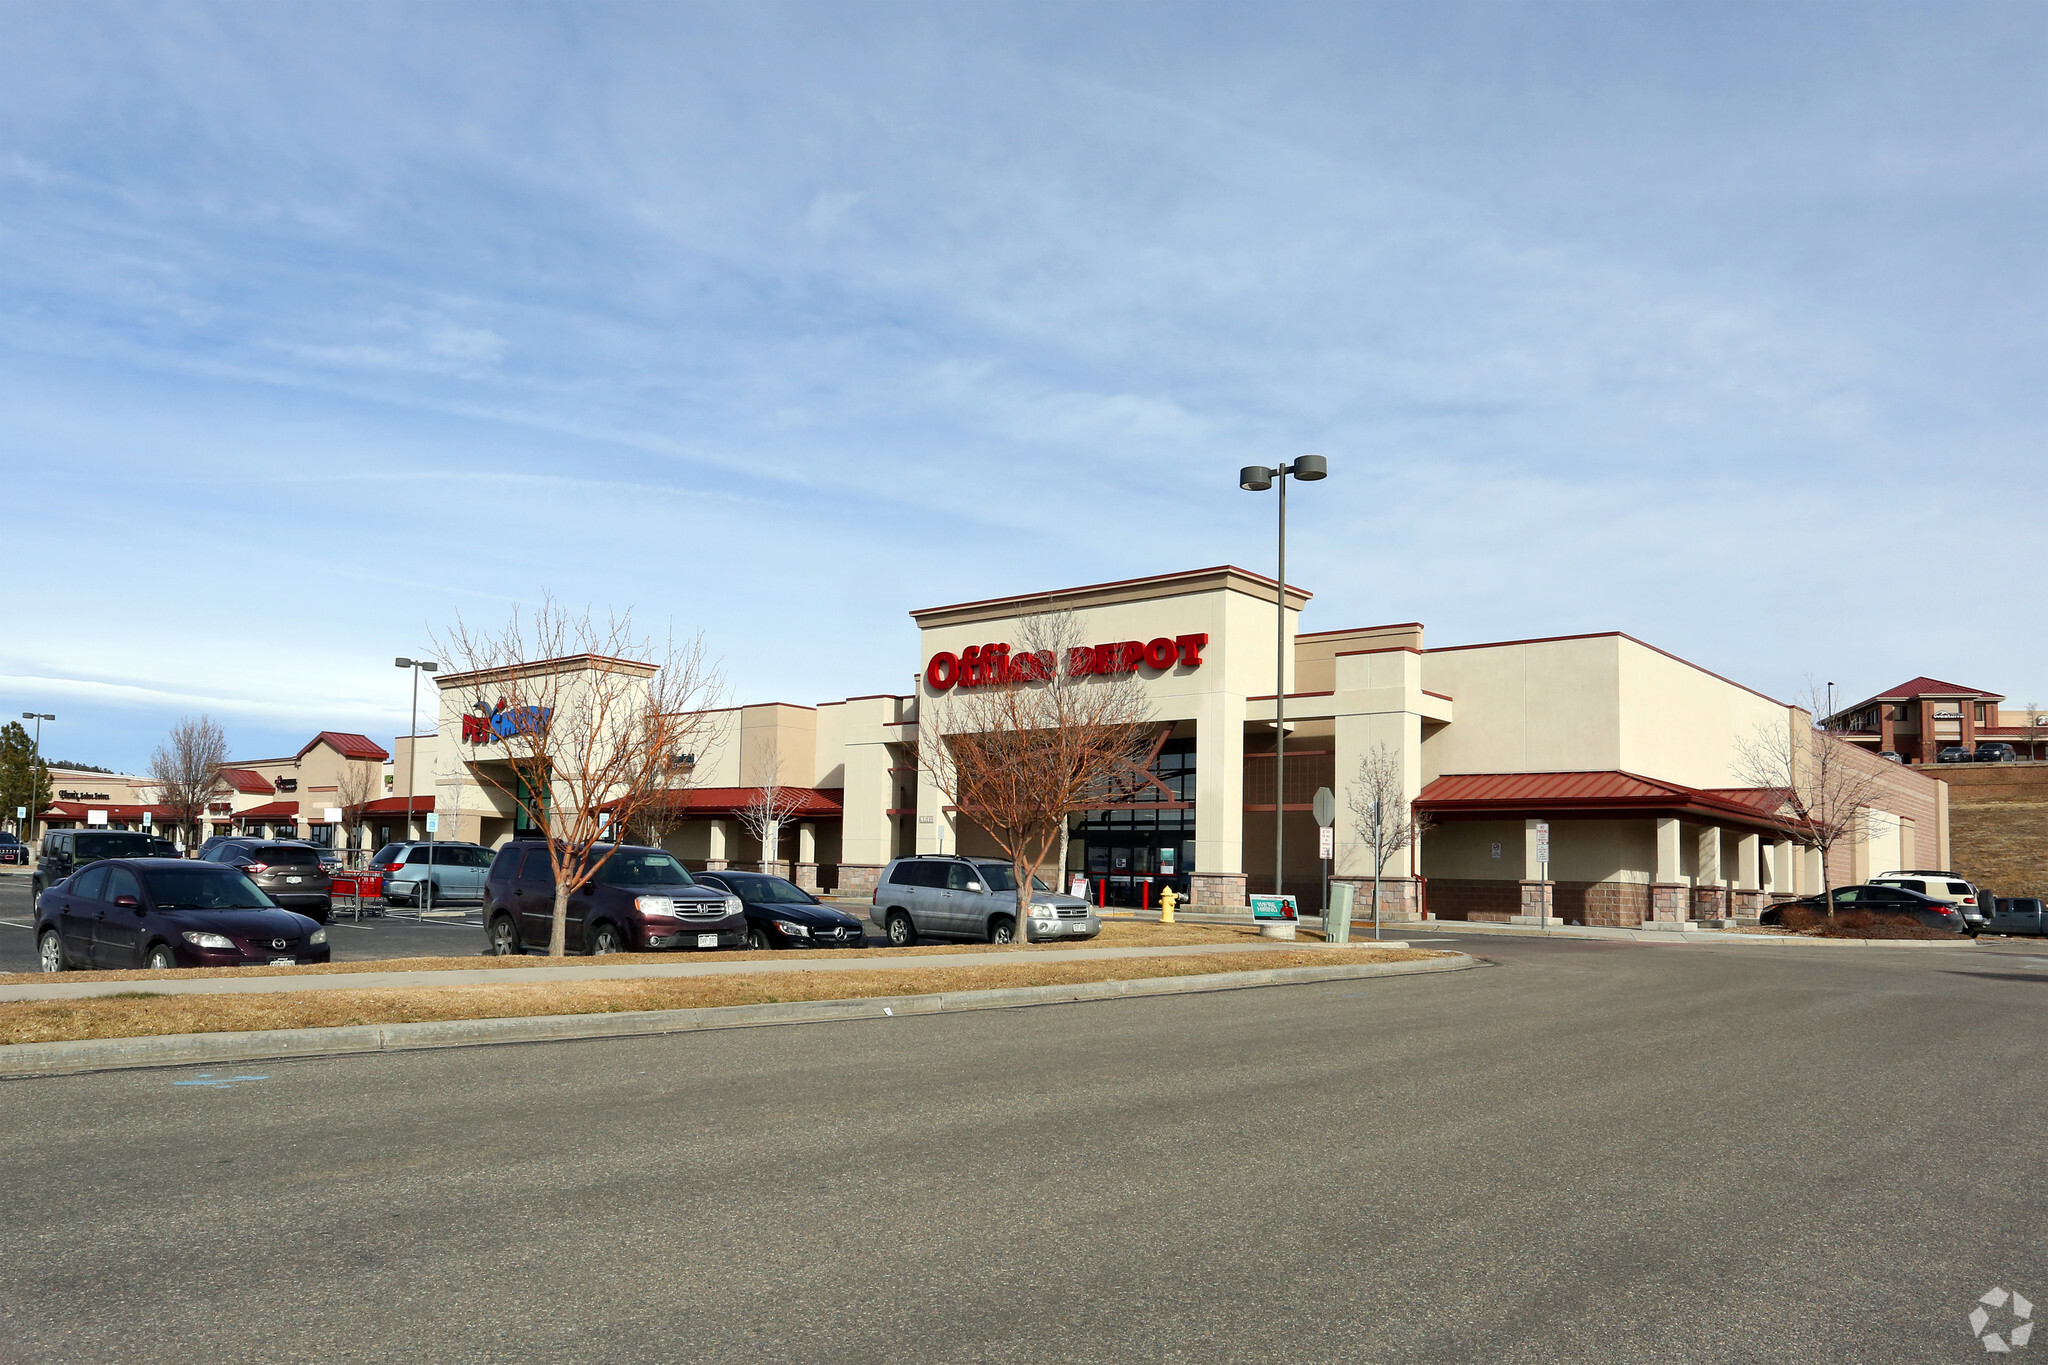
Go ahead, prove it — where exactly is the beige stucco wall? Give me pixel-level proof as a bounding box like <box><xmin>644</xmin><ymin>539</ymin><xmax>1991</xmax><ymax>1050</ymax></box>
<box><xmin>1419</xmin><ymin>636</ymin><xmax>1625</xmax><ymax>779</ymax></box>
<box><xmin>1614</xmin><ymin>639</ymin><xmax>1789</xmax><ymax>789</ymax></box>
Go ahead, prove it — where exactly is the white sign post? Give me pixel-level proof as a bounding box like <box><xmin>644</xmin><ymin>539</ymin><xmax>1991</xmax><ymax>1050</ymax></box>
<box><xmin>1311</xmin><ymin>787</ymin><xmax>1336</xmax><ymax>919</ymax></box>
<box><xmin>1535</xmin><ymin>820</ymin><xmax>1551</xmax><ymax>926</ymax></box>
<box><xmin>86</xmin><ymin>810</ymin><xmax>108</xmax><ymax>827</ymax></box>
<box><xmin>141</xmin><ymin>810</ymin><xmax>152</xmax><ymax>828</ymax></box>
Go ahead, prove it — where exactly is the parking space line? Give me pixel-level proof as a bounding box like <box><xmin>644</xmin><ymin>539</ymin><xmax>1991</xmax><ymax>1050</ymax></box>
<box><xmin>0</xmin><ymin>919</ymin><xmax>32</xmax><ymax>930</ymax></box>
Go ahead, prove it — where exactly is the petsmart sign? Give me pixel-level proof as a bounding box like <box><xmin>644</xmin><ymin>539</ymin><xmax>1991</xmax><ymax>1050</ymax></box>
<box><xmin>461</xmin><ymin>698</ymin><xmax>554</xmax><ymax>745</ymax></box>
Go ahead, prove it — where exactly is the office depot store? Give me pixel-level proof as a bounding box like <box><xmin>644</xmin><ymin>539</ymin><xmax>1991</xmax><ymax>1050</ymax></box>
<box><xmin>406</xmin><ymin>566</ymin><xmax>1945</xmax><ymax>926</ymax></box>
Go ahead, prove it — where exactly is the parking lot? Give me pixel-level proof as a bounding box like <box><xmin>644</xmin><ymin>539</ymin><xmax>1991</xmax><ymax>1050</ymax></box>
<box><xmin>0</xmin><ymin>872</ymin><xmax>490</xmax><ymax>970</ymax></box>
<box><xmin>0</xmin><ymin>873</ymin><xmax>894</xmax><ymax>971</ymax></box>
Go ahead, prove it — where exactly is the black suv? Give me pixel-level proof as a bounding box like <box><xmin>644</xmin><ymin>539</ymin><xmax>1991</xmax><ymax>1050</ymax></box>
<box><xmin>482</xmin><ymin>842</ymin><xmax>745</xmax><ymax>955</ymax></box>
<box><xmin>31</xmin><ymin>829</ymin><xmax>157</xmax><ymax>897</ymax></box>
<box><xmin>1975</xmin><ymin>742</ymin><xmax>2019</xmax><ymax>763</ymax></box>
<box><xmin>203</xmin><ymin>841</ymin><xmax>333</xmax><ymax>922</ymax></box>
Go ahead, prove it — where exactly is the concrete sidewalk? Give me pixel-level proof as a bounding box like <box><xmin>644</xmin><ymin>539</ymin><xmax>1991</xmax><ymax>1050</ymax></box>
<box><xmin>0</xmin><ymin>939</ymin><xmax>1407</xmax><ymax>1003</ymax></box>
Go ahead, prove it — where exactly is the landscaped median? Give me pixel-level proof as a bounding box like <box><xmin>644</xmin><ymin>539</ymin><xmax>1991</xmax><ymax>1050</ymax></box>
<box><xmin>0</xmin><ymin>921</ymin><xmax>1472</xmax><ymax>1076</ymax></box>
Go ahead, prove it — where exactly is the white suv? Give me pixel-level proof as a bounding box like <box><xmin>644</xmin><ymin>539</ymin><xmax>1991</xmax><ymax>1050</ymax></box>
<box><xmin>1871</xmin><ymin>870</ymin><xmax>1987</xmax><ymax>930</ymax></box>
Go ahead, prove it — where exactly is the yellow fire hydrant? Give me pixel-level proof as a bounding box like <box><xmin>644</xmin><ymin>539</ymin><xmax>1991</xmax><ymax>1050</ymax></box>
<box><xmin>1159</xmin><ymin>886</ymin><xmax>1180</xmax><ymax>924</ymax></box>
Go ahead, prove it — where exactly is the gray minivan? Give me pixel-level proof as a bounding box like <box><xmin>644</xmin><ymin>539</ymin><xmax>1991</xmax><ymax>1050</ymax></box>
<box><xmin>870</xmin><ymin>855</ymin><xmax>1099</xmax><ymax>946</ymax></box>
<box><xmin>370</xmin><ymin>842</ymin><xmax>492</xmax><ymax>906</ymax></box>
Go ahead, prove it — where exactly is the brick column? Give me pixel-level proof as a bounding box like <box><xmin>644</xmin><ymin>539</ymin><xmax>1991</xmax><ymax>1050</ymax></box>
<box><xmin>1649</xmin><ymin>816</ymin><xmax>1691</xmax><ymax>924</ymax></box>
<box><xmin>1191</xmin><ymin>872</ymin><xmax>1248</xmax><ymax>909</ymax></box>
<box><xmin>1333</xmin><ymin>876</ymin><xmax>1422</xmax><ymax>923</ymax></box>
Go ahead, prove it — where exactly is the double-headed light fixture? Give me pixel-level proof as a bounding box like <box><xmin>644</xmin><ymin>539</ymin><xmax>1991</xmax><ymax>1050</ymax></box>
<box><xmin>1238</xmin><ymin>456</ymin><xmax>1328</xmax><ymax>903</ymax></box>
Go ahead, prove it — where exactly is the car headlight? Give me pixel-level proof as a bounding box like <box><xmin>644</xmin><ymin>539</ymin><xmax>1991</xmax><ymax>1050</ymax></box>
<box><xmin>1030</xmin><ymin>906</ymin><xmax>1057</xmax><ymax>919</ymax></box>
<box><xmin>635</xmin><ymin>895</ymin><xmax>676</xmax><ymax>915</ymax></box>
<box><xmin>310</xmin><ymin>928</ymin><xmax>328</xmax><ymax>945</ymax></box>
<box><xmin>725</xmin><ymin>896</ymin><xmax>743</xmax><ymax>916</ymax></box>
<box><xmin>773</xmin><ymin>920</ymin><xmax>811</xmax><ymax>937</ymax></box>
<box><xmin>181</xmin><ymin>931</ymin><xmax>234</xmax><ymax>949</ymax></box>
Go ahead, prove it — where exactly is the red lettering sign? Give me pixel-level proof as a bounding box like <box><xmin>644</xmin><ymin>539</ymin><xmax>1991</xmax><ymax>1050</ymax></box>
<box><xmin>927</xmin><ymin>632</ymin><xmax>1207</xmax><ymax>692</ymax></box>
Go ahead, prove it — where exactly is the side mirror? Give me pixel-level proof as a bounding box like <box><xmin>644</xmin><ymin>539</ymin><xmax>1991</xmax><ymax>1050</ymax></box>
<box><xmin>965</xmin><ymin>882</ymin><xmax>982</xmax><ymax>892</ymax></box>
<box><xmin>113</xmin><ymin>895</ymin><xmax>141</xmax><ymax>909</ymax></box>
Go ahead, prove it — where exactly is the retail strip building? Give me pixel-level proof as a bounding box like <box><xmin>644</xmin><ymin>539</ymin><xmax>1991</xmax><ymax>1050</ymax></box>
<box><xmin>407</xmin><ymin>566</ymin><xmax>1943</xmax><ymax>926</ymax></box>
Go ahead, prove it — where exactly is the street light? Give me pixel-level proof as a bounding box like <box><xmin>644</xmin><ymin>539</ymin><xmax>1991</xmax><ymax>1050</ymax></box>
<box><xmin>19</xmin><ymin>712</ymin><xmax>53</xmax><ymax>852</ymax></box>
<box><xmin>395</xmin><ymin>657</ymin><xmax>438</xmax><ymax>847</ymax></box>
<box><xmin>1238</xmin><ymin>456</ymin><xmax>1328</xmax><ymax>907</ymax></box>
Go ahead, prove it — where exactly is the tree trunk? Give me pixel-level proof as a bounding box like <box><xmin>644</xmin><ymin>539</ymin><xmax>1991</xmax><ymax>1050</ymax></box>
<box><xmin>1014</xmin><ymin>856</ymin><xmax>1032</xmax><ymax>948</ymax></box>
<box><xmin>550</xmin><ymin>882</ymin><xmax>570</xmax><ymax>957</ymax></box>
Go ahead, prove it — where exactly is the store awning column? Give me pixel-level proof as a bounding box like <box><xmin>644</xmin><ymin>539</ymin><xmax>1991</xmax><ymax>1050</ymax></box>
<box><xmin>1694</xmin><ymin>824</ymin><xmax>1726</xmax><ymax>922</ymax></box>
<box><xmin>1650</xmin><ymin>816</ymin><xmax>1689</xmax><ymax>924</ymax></box>
<box><xmin>706</xmin><ymin>819</ymin><xmax>728</xmax><ymax>870</ymax></box>
<box><xmin>1770</xmin><ymin>838</ymin><xmax>1796</xmax><ymax>900</ymax></box>
<box><xmin>1192</xmin><ymin>692</ymin><xmax>1246</xmax><ymax>908</ymax></box>
<box><xmin>1733</xmin><ymin>832</ymin><xmax>1763</xmax><ymax>920</ymax></box>
<box><xmin>1328</xmin><ymin>646</ymin><xmax>1436</xmax><ymax>924</ymax></box>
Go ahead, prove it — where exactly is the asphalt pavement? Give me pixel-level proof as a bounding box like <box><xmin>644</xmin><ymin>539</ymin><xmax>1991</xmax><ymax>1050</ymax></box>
<box><xmin>5</xmin><ymin>930</ymin><xmax>2045</xmax><ymax>1362</ymax></box>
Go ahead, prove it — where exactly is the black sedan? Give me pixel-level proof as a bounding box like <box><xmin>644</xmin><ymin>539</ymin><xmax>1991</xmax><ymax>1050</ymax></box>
<box><xmin>1761</xmin><ymin>883</ymin><xmax>1973</xmax><ymax>935</ymax></box>
<box><xmin>35</xmin><ymin>857</ymin><xmax>331</xmax><ymax>971</ymax></box>
<box><xmin>696</xmin><ymin>871</ymin><xmax>869</xmax><ymax>949</ymax></box>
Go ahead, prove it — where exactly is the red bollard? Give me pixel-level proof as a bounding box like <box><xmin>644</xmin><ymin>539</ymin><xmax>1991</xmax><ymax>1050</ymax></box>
<box><xmin>1142</xmin><ymin>880</ymin><xmax>1150</xmax><ymax>911</ymax></box>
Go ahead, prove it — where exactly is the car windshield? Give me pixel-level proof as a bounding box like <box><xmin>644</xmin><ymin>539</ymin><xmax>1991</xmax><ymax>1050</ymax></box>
<box><xmin>142</xmin><ymin>867</ymin><xmax>275</xmax><ymax>909</ymax></box>
<box><xmin>590</xmin><ymin>850</ymin><xmax>694</xmax><ymax>887</ymax></box>
<box><xmin>976</xmin><ymin>866</ymin><xmax>1051</xmax><ymax>893</ymax></box>
<box><xmin>75</xmin><ymin>833</ymin><xmax>155</xmax><ymax>859</ymax></box>
<box><xmin>736</xmin><ymin>877</ymin><xmax>815</xmax><ymax>904</ymax></box>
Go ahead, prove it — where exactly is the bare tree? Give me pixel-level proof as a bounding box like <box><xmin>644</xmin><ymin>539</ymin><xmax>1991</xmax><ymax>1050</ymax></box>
<box><xmin>334</xmin><ymin>760</ymin><xmax>378</xmax><ymax>863</ymax></box>
<box><xmin>916</xmin><ymin>609</ymin><xmax>1158</xmax><ymax>946</ymax></box>
<box><xmin>147</xmin><ymin>716</ymin><xmax>228</xmax><ymax>855</ymax></box>
<box><xmin>1734</xmin><ymin>683</ymin><xmax>1891</xmax><ymax>912</ymax></box>
<box><xmin>1345</xmin><ymin>742</ymin><xmax>1433</xmax><ymax>940</ymax></box>
<box><xmin>435</xmin><ymin>596</ymin><xmax>725</xmax><ymax>957</ymax></box>
<box><xmin>734</xmin><ymin>746</ymin><xmax>807</xmax><ymax>878</ymax></box>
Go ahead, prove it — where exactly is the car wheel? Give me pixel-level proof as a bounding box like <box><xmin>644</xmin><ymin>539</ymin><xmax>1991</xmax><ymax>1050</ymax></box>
<box><xmin>37</xmin><ymin>929</ymin><xmax>65</xmax><ymax>973</ymax></box>
<box><xmin>886</xmin><ymin>911</ymin><xmax>917</xmax><ymax>947</ymax></box>
<box><xmin>145</xmin><ymin>943</ymin><xmax>177</xmax><ymax>971</ymax></box>
<box><xmin>746</xmin><ymin>925</ymin><xmax>771</xmax><ymax>951</ymax></box>
<box><xmin>989</xmin><ymin>915</ymin><xmax>1016</xmax><ymax>945</ymax></box>
<box><xmin>587</xmin><ymin>922</ymin><xmax>624</xmax><ymax>956</ymax></box>
<box><xmin>488</xmin><ymin>915</ymin><xmax>521</xmax><ymax>956</ymax></box>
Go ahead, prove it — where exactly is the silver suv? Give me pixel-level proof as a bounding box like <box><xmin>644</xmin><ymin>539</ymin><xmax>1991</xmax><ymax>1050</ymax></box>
<box><xmin>870</xmin><ymin>855</ymin><xmax>1099</xmax><ymax>946</ymax></box>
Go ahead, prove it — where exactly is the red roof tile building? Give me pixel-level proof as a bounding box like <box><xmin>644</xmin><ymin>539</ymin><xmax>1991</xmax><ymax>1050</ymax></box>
<box><xmin>1826</xmin><ymin>679</ymin><xmax>2048</xmax><ymax>765</ymax></box>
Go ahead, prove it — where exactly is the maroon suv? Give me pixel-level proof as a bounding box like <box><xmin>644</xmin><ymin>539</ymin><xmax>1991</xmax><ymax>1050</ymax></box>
<box><xmin>482</xmin><ymin>842</ymin><xmax>746</xmax><ymax>955</ymax></box>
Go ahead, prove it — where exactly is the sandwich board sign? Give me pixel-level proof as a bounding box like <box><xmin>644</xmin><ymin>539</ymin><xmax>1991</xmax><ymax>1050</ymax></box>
<box><xmin>1250</xmin><ymin>893</ymin><xmax>1297</xmax><ymax>921</ymax></box>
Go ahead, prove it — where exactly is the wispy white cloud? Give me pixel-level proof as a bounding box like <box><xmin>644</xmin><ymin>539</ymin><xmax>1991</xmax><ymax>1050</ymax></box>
<box><xmin>1</xmin><ymin>0</ymin><xmax>2044</xmax><ymax>766</ymax></box>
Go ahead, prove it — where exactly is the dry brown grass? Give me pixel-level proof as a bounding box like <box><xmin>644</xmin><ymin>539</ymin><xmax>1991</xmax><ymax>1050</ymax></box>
<box><xmin>1776</xmin><ymin>905</ymin><xmax>1959</xmax><ymax>940</ymax></box>
<box><xmin>0</xmin><ymin>946</ymin><xmax>1440</xmax><ymax>1046</ymax></box>
<box><xmin>0</xmin><ymin>919</ymin><xmax>1286</xmax><ymax>988</ymax></box>
<box><xmin>1948</xmin><ymin>799</ymin><xmax>2048</xmax><ymax>902</ymax></box>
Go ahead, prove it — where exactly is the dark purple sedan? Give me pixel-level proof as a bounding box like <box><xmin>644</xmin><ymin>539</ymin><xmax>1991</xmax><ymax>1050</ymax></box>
<box><xmin>35</xmin><ymin>857</ymin><xmax>331</xmax><ymax>972</ymax></box>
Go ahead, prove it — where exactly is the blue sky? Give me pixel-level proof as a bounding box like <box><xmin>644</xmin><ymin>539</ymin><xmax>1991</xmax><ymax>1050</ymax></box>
<box><xmin>4</xmin><ymin>1</ymin><xmax>2045</xmax><ymax>771</ymax></box>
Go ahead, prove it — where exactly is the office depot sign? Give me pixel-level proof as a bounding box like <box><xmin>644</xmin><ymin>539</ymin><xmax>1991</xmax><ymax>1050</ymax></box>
<box><xmin>926</xmin><ymin>633</ymin><xmax>1208</xmax><ymax>691</ymax></box>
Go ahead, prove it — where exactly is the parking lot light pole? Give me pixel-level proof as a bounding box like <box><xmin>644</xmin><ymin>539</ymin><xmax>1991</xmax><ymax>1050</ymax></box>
<box><xmin>395</xmin><ymin>658</ymin><xmax>438</xmax><ymax>917</ymax></box>
<box><xmin>21</xmin><ymin>712</ymin><xmax>53</xmax><ymax>855</ymax></box>
<box><xmin>1238</xmin><ymin>457</ymin><xmax>1327</xmax><ymax>907</ymax></box>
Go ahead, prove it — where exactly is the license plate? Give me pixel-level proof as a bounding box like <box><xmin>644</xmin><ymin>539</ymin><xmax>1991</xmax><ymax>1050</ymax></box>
<box><xmin>697</xmin><ymin>933</ymin><xmax>718</xmax><ymax>948</ymax></box>
<box><xmin>268</xmin><ymin>956</ymin><xmax>295</xmax><ymax>966</ymax></box>
<box><xmin>285</xmin><ymin>876</ymin><xmax>302</xmax><ymax>885</ymax></box>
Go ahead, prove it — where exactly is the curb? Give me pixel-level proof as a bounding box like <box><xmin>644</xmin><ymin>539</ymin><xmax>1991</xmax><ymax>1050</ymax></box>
<box><xmin>1396</xmin><ymin>920</ymin><xmax>1990</xmax><ymax>949</ymax></box>
<box><xmin>0</xmin><ymin>953</ymin><xmax>1474</xmax><ymax>1079</ymax></box>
